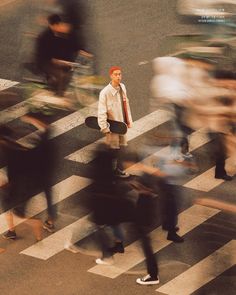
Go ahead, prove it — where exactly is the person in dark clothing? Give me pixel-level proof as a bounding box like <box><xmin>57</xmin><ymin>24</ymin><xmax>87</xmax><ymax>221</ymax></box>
<box><xmin>89</xmin><ymin>144</ymin><xmax>159</xmax><ymax>285</ymax></box>
<box><xmin>0</xmin><ymin>115</ymin><xmax>57</xmax><ymax>240</ymax></box>
<box><xmin>57</xmin><ymin>0</ymin><xmax>87</xmax><ymax>39</ymax></box>
<box><xmin>35</xmin><ymin>14</ymin><xmax>81</xmax><ymax>96</ymax></box>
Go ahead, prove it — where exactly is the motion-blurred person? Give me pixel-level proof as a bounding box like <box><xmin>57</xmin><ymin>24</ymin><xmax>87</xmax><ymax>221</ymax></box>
<box><xmin>35</xmin><ymin>14</ymin><xmax>91</xmax><ymax>97</ymax></box>
<box><xmin>89</xmin><ymin>144</ymin><xmax>159</xmax><ymax>285</ymax></box>
<box><xmin>151</xmin><ymin>55</ymin><xmax>235</xmax><ymax>180</ymax></box>
<box><xmin>89</xmin><ymin>144</ymin><xmax>128</xmax><ymax>263</ymax></box>
<box><xmin>182</xmin><ymin>57</ymin><xmax>235</xmax><ymax>180</ymax></box>
<box><xmin>57</xmin><ymin>0</ymin><xmax>87</xmax><ymax>48</ymax></box>
<box><xmin>98</xmin><ymin>66</ymin><xmax>132</xmax><ymax>178</ymax></box>
<box><xmin>127</xmin><ymin>153</ymin><xmax>185</xmax><ymax>243</ymax></box>
<box><xmin>150</xmin><ymin>57</ymin><xmax>193</xmax><ymax>161</ymax></box>
<box><xmin>0</xmin><ymin>115</ymin><xmax>56</xmax><ymax>240</ymax></box>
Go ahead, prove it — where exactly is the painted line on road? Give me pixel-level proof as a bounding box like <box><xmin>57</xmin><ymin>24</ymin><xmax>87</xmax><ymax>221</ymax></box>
<box><xmin>183</xmin><ymin>158</ymin><xmax>234</xmax><ymax>192</ymax></box>
<box><xmin>19</xmin><ymin>129</ymin><xmax>218</xmax><ymax>262</ymax></box>
<box><xmin>20</xmin><ymin>205</ymin><xmax>218</xmax><ymax>262</ymax></box>
<box><xmin>126</xmin><ymin>128</ymin><xmax>210</xmax><ymax>174</ymax></box>
<box><xmin>0</xmin><ymin>102</ymin><xmax>98</xmax><ymax>178</ymax></box>
<box><xmin>49</xmin><ymin>102</ymin><xmax>98</xmax><ymax>139</ymax></box>
<box><xmin>0</xmin><ymin>0</ymin><xmax>18</xmax><ymax>7</ymax></box>
<box><xmin>20</xmin><ymin>214</ymin><xmax>96</xmax><ymax>260</ymax></box>
<box><xmin>156</xmin><ymin>240</ymin><xmax>236</xmax><ymax>295</ymax></box>
<box><xmin>18</xmin><ymin>128</ymin><xmax>215</xmax><ymax>261</ymax></box>
<box><xmin>65</xmin><ymin>109</ymin><xmax>172</xmax><ymax>164</ymax></box>
<box><xmin>0</xmin><ymin>86</ymin><xmax>97</xmax><ymax>126</ymax></box>
<box><xmin>0</xmin><ymin>78</ymin><xmax>18</xmax><ymax>91</ymax></box>
<box><xmin>88</xmin><ymin>205</ymin><xmax>219</xmax><ymax>278</ymax></box>
<box><xmin>0</xmin><ymin>175</ymin><xmax>92</xmax><ymax>235</ymax></box>
<box><xmin>17</xmin><ymin>101</ymin><xmax>98</xmax><ymax>144</ymax></box>
<box><xmin>0</xmin><ymin>99</ymin><xmax>29</xmax><ymax>125</ymax></box>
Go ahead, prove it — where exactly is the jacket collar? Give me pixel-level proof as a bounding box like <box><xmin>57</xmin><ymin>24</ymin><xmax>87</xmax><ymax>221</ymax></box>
<box><xmin>108</xmin><ymin>83</ymin><xmax>124</xmax><ymax>96</ymax></box>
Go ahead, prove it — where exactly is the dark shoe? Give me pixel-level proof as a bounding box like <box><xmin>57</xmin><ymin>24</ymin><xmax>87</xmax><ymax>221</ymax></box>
<box><xmin>162</xmin><ymin>225</ymin><xmax>179</xmax><ymax>232</ymax></box>
<box><xmin>136</xmin><ymin>274</ymin><xmax>160</xmax><ymax>285</ymax></box>
<box><xmin>114</xmin><ymin>168</ymin><xmax>130</xmax><ymax>179</ymax></box>
<box><xmin>109</xmin><ymin>242</ymin><xmax>124</xmax><ymax>254</ymax></box>
<box><xmin>43</xmin><ymin>221</ymin><xmax>55</xmax><ymax>233</ymax></box>
<box><xmin>167</xmin><ymin>232</ymin><xmax>184</xmax><ymax>243</ymax></box>
<box><xmin>215</xmin><ymin>174</ymin><xmax>233</xmax><ymax>181</ymax></box>
<box><xmin>2</xmin><ymin>230</ymin><xmax>17</xmax><ymax>240</ymax></box>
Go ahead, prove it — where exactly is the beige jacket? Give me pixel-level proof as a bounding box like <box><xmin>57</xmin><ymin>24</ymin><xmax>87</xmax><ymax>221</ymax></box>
<box><xmin>98</xmin><ymin>83</ymin><xmax>132</xmax><ymax>133</ymax></box>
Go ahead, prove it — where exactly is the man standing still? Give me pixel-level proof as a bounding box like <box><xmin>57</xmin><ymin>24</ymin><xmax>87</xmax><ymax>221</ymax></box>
<box><xmin>98</xmin><ymin>67</ymin><xmax>132</xmax><ymax>178</ymax></box>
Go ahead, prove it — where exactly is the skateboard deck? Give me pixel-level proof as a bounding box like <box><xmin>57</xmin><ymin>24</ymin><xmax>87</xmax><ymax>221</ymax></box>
<box><xmin>85</xmin><ymin>116</ymin><xmax>127</xmax><ymax>135</ymax></box>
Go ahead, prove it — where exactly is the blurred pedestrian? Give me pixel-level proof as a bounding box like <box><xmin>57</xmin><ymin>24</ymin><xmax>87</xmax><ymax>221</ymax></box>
<box><xmin>0</xmin><ymin>114</ymin><xmax>56</xmax><ymax>240</ymax></box>
<box><xmin>35</xmin><ymin>14</ymin><xmax>91</xmax><ymax>97</ymax></box>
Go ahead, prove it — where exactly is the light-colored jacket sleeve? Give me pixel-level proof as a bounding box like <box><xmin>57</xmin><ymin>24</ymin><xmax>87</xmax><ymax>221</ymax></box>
<box><xmin>98</xmin><ymin>90</ymin><xmax>110</xmax><ymax>133</ymax></box>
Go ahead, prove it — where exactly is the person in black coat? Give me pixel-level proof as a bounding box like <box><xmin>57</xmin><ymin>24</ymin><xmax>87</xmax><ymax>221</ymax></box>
<box><xmin>35</xmin><ymin>14</ymin><xmax>81</xmax><ymax>96</ymax></box>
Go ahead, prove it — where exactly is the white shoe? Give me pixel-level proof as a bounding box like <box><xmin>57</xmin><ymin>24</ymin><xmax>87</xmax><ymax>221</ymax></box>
<box><xmin>65</xmin><ymin>244</ymin><xmax>80</xmax><ymax>254</ymax></box>
<box><xmin>95</xmin><ymin>258</ymin><xmax>113</xmax><ymax>265</ymax></box>
<box><xmin>136</xmin><ymin>274</ymin><xmax>160</xmax><ymax>285</ymax></box>
<box><xmin>114</xmin><ymin>168</ymin><xmax>130</xmax><ymax>178</ymax></box>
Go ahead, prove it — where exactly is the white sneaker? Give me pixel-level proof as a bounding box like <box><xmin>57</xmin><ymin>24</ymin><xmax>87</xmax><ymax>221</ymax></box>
<box><xmin>95</xmin><ymin>258</ymin><xmax>114</xmax><ymax>265</ymax></box>
<box><xmin>114</xmin><ymin>168</ymin><xmax>130</xmax><ymax>178</ymax></box>
<box><xmin>64</xmin><ymin>244</ymin><xmax>80</xmax><ymax>254</ymax></box>
<box><xmin>136</xmin><ymin>274</ymin><xmax>160</xmax><ymax>285</ymax></box>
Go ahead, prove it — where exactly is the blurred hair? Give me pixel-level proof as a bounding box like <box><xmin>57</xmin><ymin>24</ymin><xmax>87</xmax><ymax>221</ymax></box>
<box><xmin>48</xmin><ymin>14</ymin><xmax>62</xmax><ymax>25</ymax></box>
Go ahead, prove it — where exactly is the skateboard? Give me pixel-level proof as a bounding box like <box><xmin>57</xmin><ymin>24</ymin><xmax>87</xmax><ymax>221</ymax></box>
<box><xmin>85</xmin><ymin>116</ymin><xmax>127</xmax><ymax>135</ymax></box>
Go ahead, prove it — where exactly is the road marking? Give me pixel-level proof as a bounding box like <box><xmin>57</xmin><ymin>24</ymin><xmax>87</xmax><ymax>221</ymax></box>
<box><xmin>0</xmin><ymin>85</ymin><xmax>97</xmax><ymax>126</ymax></box>
<box><xmin>0</xmin><ymin>99</ymin><xmax>29</xmax><ymax>125</ymax></box>
<box><xmin>88</xmin><ymin>205</ymin><xmax>219</xmax><ymax>278</ymax></box>
<box><xmin>66</xmin><ymin>109</ymin><xmax>172</xmax><ymax>164</ymax></box>
<box><xmin>0</xmin><ymin>102</ymin><xmax>98</xmax><ymax>176</ymax></box>
<box><xmin>49</xmin><ymin>102</ymin><xmax>98</xmax><ymax>139</ymax></box>
<box><xmin>19</xmin><ymin>127</ymin><xmax>218</xmax><ymax>262</ymax></box>
<box><xmin>0</xmin><ymin>0</ymin><xmax>18</xmax><ymax>7</ymax></box>
<box><xmin>0</xmin><ymin>78</ymin><xmax>18</xmax><ymax>91</ymax></box>
<box><xmin>188</xmin><ymin>129</ymin><xmax>210</xmax><ymax>152</ymax></box>
<box><xmin>183</xmin><ymin>158</ymin><xmax>233</xmax><ymax>192</ymax></box>
<box><xmin>0</xmin><ymin>175</ymin><xmax>92</xmax><ymax>235</ymax></box>
<box><xmin>17</xmin><ymin>101</ymin><xmax>98</xmax><ymax>145</ymax></box>
<box><xmin>126</xmin><ymin>128</ymin><xmax>210</xmax><ymax>174</ymax></box>
<box><xmin>156</xmin><ymin>240</ymin><xmax>236</xmax><ymax>295</ymax></box>
<box><xmin>20</xmin><ymin>214</ymin><xmax>96</xmax><ymax>260</ymax></box>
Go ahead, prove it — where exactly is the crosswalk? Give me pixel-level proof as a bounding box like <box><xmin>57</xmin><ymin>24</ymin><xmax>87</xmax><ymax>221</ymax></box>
<box><xmin>0</xmin><ymin>78</ymin><xmax>235</xmax><ymax>294</ymax></box>
<box><xmin>88</xmin><ymin>205</ymin><xmax>220</xmax><ymax>278</ymax></box>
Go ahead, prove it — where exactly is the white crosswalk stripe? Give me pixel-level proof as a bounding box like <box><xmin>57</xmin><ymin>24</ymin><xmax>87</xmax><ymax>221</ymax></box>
<box><xmin>126</xmin><ymin>127</ymin><xmax>210</xmax><ymax>175</ymax></box>
<box><xmin>184</xmin><ymin>157</ymin><xmax>234</xmax><ymax>192</ymax></box>
<box><xmin>19</xmin><ymin>127</ymin><xmax>216</xmax><ymax>261</ymax></box>
<box><xmin>0</xmin><ymin>101</ymin><xmax>98</xmax><ymax>178</ymax></box>
<box><xmin>16</xmin><ymin>123</ymin><xmax>228</xmax><ymax>265</ymax></box>
<box><xmin>88</xmin><ymin>205</ymin><xmax>220</xmax><ymax>278</ymax></box>
<box><xmin>65</xmin><ymin>109</ymin><xmax>172</xmax><ymax>164</ymax></box>
<box><xmin>0</xmin><ymin>78</ymin><xmax>18</xmax><ymax>91</ymax></box>
<box><xmin>156</xmin><ymin>240</ymin><xmax>236</xmax><ymax>295</ymax></box>
<box><xmin>0</xmin><ymin>175</ymin><xmax>92</xmax><ymax>235</ymax></box>
<box><xmin>0</xmin><ymin>100</ymin><xmax>29</xmax><ymax>125</ymax></box>
<box><xmin>20</xmin><ymin>214</ymin><xmax>96</xmax><ymax>260</ymax></box>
